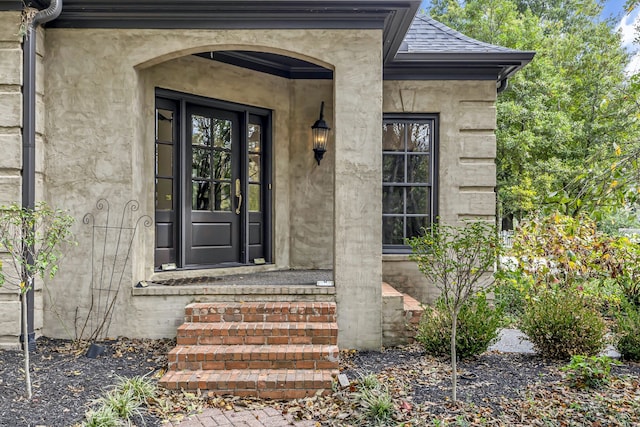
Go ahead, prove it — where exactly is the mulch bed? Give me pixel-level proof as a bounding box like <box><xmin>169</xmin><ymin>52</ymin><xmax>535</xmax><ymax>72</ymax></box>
<box><xmin>1</xmin><ymin>338</ymin><xmax>639</xmax><ymax>426</ymax></box>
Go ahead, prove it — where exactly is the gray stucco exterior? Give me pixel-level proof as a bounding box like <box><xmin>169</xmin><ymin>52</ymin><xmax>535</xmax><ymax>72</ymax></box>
<box><xmin>0</xmin><ymin>2</ymin><xmax>532</xmax><ymax>349</ymax></box>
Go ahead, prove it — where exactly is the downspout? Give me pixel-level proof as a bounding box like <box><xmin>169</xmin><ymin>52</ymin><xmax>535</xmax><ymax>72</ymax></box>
<box><xmin>22</xmin><ymin>0</ymin><xmax>62</xmax><ymax>351</ymax></box>
<box><xmin>497</xmin><ymin>78</ymin><xmax>509</xmax><ymax>93</ymax></box>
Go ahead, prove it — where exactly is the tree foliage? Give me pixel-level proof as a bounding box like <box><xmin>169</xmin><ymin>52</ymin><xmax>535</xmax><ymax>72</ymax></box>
<box><xmin>428</xmin><ymin>0</ymin><xmax>640</xmax><ymax>225</ymax></box>
<box><xmin>0</xmin><ymin>202</ymin><xmax>74</xmax><ymax>399</ymax></box>
<box><xmin>408</xmin><ymin>221</ymin><xmax>499</xmax><ymax>401</ymax></box>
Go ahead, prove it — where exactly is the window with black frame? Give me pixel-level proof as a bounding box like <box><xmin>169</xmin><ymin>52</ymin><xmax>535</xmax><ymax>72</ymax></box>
<box><xmin>382</xmin><ymin>115</ymin><xmax>438</xmax><ymax>252</ymax></box>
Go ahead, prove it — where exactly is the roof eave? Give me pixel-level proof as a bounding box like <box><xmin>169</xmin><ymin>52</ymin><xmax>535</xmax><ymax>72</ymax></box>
<box><xmin>386</xmin><ymin>51</ymin><xmax>535</xmax><ymax>81</ymax></box>
<box><xmin>0</xmin><ymin>0</ymin><xmax>421</xmax><ymax>66</ymax></box>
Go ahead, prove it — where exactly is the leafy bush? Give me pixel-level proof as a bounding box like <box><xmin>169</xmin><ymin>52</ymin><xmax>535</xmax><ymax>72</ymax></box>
<box><xmin>561</xmin><ymin>355</ymin><xmax>620</xmax><ymax>389</ymax></box>
<box><xmin>416</xmin><ymin>292</ymin><xmax>504</xmax><ymax>360</ymax></box>
<box><xmin>493</xmin><ymin>269</ymin><xmax>534</xmax><ymax>322</ymax></box>
<box><xmin>520</xmin><ymin>287</ymin><xmax>606</xmax><ymax>359</ymax></box>
<box><xmin>616</xmin><ymin>301</ymin><xmax>640</xmax><ymax>361</ymax></box>
<box><xmin>579</xmin><ymin>278</ymin><xmax>624</xmax><ymax>318</ymax></box>
<box><xmin>510</xmin><ymin>213</ymin><xmax>602</xmax><ymax>288</ymax></box>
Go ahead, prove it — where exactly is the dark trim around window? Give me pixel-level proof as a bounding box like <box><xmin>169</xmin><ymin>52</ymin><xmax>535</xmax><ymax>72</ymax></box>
<box><xmin>382</xmin><ymin>113</ymin><xmax>439</xmax><ymax>254</ymax></box>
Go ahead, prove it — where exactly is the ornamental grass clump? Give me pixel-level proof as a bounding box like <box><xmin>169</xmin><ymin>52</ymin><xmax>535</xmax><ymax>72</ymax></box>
<box><xmin>520</xmin><ymin>287</ymin><xmax>606</xmax><ymax>359</ymax></box>
<box><xmin>355</xmin><ymin>374</ymin><xmax>395</xmax><ymax>425</ymax></box>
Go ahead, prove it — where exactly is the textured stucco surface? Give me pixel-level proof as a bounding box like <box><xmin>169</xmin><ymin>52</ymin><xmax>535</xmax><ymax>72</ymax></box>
<box><xmin>0</xmin><ymin>20</ymin><xmax>502</xmax><ymax>349</ymax></box>
<box><xmin>42</xmin><ymin>27</ymin><xmax>382</xmax><ymax>349</ymax></box>
<box><xmin>382</xmin><ymin>80</ymin><xmax>497</xmax><ymax>303</ymax></box>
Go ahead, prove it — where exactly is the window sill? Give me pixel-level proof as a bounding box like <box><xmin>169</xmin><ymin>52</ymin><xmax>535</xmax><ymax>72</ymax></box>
<box><xmin>382</xmin><ymin>253</ymin><xmax>413</xmax><ymax>262</ymax></box>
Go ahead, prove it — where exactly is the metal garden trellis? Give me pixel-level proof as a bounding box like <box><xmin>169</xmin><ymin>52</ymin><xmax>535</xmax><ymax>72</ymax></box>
<box><xmin>77</xmin><ymin>199</ymin><xmax>152</xmax><ymax>344</ymax></box>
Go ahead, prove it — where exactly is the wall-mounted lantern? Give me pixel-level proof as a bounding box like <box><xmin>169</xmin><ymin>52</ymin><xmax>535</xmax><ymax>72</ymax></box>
<box><xmin>311</xmin><ymin>101</ymin><xmax>330</xmax><ymax>165</ymax></box>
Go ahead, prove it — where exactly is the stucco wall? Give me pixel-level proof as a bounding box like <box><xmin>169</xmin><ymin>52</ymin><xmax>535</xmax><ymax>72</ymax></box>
<box><xmin>289</xmin><ymin>80</ymin><xmax>334</xmax><ymax>269</ymax></box>
<box><xmin>42</xmin><ymin>27</ymin><xmax>382</xmax><ymax>349</ymax></box>
<box><xmin>382</xmin><ymin>81</ymin><xmax>497</xmax><ymax>303</ymax></box>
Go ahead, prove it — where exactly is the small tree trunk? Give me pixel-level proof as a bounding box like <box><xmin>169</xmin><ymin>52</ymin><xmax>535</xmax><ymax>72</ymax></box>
<box><xmin>21</xmin><ymin>289</ymin><xmax>32</xmax><ymax>399</ymax></box>
<box><xmin>451</xmin><ymin>311</ymin><xmax>457</xmax><ymax>402</ymax></box>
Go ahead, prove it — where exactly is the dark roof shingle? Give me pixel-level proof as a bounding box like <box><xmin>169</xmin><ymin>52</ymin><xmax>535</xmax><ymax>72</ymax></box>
<box><xmin>399</xmin><ymin>14</ymin><xmax>517</xmax><ymax>54</ymax></box>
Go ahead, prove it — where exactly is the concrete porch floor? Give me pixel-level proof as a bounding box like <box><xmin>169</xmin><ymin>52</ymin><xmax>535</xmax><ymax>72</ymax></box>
<box><xmin>152</xmin><ymin>269</ymin><xmax>333</xmax><ymax>287</ymax></box>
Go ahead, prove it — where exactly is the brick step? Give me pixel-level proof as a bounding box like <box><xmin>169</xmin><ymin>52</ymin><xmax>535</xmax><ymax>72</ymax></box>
<box><xmin>176</xmin><ymin>322</ymin><xmax>338</xmax><ymax>346</ymax></box>
<box><xmin>159</xmin><ymin>368</ymin><xmax>338</xmax><ymax>400</ymax></box>
<box><xmin>184</xmin><ymin>302</ymin><xmax>336</xmax><ymax>323</ymax></box>
<box><xmin>404</xmin><ymin>293</ymin><xmax>423</xmax><ymax>326</ymax></box>
<box><xmin>168</xmin><ymin>344</ymin><xmax>340</xmax><ymax>371</ymax></box>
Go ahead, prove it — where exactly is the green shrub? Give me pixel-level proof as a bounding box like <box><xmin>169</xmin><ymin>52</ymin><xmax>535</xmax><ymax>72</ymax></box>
<box><xmin>561</xmin><ymin>355</ymin><xmax>620</xmax><ymax>389</ymax></box>
<box><xmin>416</xmin><ymin>292</ymin><xmax>503</xmax><ymax>360</ymax></box>
<box><xmin>579</xmin><ymin>279</ymin><xmax>625</xmax><ymax>318</ymax></box>
<box><xmin>616</xmin><ymin>301</ymin><xmax>640</xmax><ymax>361</ymax></box>
<box><xmin>493</xmin><ymin>269</ymin><xmax>533</xmax><ymax>322</ymax></box>
<box><xmin>520</xmin><ymin>287</ymin><xmax>606</xmax><ymax>359</ymax></box>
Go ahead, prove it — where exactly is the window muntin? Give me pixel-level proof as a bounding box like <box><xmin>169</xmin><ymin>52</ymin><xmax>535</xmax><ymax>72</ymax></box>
<box><xmin>382</xmin><ymin>116</ymin><xmax>437</xmax><ymax>252</ymax></box>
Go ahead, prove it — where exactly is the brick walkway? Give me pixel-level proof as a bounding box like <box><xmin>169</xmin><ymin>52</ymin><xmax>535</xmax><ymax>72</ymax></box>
<box><xmin>166</xmin><ymin>407</ymin><xmax>317</xmax><ymax>427</ymax></box>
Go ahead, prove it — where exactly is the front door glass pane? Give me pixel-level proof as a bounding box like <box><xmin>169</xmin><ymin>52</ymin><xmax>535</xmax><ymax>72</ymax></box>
<box><xmin>156</xmin><ymin>178</ymin><xmax>173</xmax><ymax>210</ymax></box>
<box><xmin>156</xmin><ymin>144</ymin><xmax>173</xmax><ymax>176</ymax></box>
<box><xmin>249</xmin><ymin>183</ymin><xmax>261</xmax><ymax>212</ymax></box>
<box><xmin>192</xmin><ymin>148</ymin><xmax>211</xmax><ymax>178</ymax></box>
<box><xmin>192</xmin><ymin>115</ymin><xmax>211</xmax><ymax>146</ymax></box>
<box><xmin>249</xmin><ymin>154</ymin><xmax>261</xmax><ymax>182</ymax></box>
<box><xmin>213</xmin><ymin>119</ymin><xmax>232</xmax><ymax>149</ymax></box>
<box><xmin>156</xmin><ymin>109</ymin><xmax>174</xmax><ymax>142</ymax></box>
<box><xmin>213</xmin><ymin>182</ymin><xmax>232</xmax><ymax>211</ymax></box>
<box><xmin>193</xmin><ymin>181</ymin><xmax>211</xmax><ymax>210</ymax></box>
<box><xmin>248</xmin><ymin>124</ymin><xmax>261</xmax><ymax>152</ymax></box>
<box><xmin>213</xmin><ymin>151</ymin><xmax>232</xmax><ymax>180</ymax></box>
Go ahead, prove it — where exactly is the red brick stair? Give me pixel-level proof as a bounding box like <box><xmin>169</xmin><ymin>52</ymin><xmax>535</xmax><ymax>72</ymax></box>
<box><xmin>159</xmin><ymin>302</ymin><xmax>339</xmax><ymax>399</ymax></box>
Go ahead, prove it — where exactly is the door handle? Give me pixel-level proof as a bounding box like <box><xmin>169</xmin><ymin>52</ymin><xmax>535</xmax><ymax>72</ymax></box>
<box><xmin>235</xmin><ymin>178</ymin><xmax>242</xmax><ymax>214</ymax></box>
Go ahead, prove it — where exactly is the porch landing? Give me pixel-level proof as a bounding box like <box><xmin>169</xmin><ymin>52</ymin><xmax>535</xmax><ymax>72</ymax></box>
<box><xmin>133</xmin><ymin>269</ymin><xmax>336</xmax><ymax>302</ymax></box>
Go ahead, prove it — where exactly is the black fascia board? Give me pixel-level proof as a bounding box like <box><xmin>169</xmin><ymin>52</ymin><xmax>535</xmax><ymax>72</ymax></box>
<box><xmin>386</xmin><ymin>51</ymin><xmax>535</xmax><ymax>81</ymax></box>
<box><xmin>394</xmin><ymin>51</ymin><xmax>536</xmax><ymax>63</ymax></box>
<box><xmin>0</xmin><ymin>0</ymin><xmax>49</xmax><ymax>10</ymax></box>
<box><xmin>384</xmin><ymin>64</ymin><xmax>503</xmax><ymax>81</ymax></box>
<box><xmin>382</xmin><ymin>1</ymin><xmax>420</xmax><ymax>64</ymax></box>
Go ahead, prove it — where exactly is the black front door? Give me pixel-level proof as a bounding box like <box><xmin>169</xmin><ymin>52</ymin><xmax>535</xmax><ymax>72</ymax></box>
<box><xmin>154</xmin><ymin>91</ymin><xmax>271</xmax><ymax>270</ymax></box>
<box><xmin>186</xmin><ymin>106</ymin><xmax>241</xmax><ymax>265</ymax></box>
